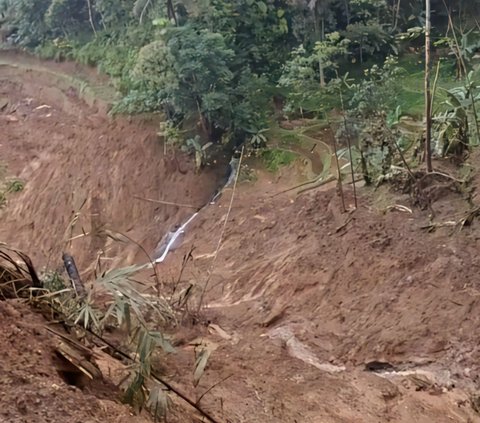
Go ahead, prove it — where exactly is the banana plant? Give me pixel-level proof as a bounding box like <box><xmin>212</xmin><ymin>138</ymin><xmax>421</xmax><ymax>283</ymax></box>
<box><xmin>433</xmin><ymin>79</ymin><xmax>480</xmax><ymax>156</ymax></box>
<box><xmin>185</xmin><ymin>135</ymin><xmax>214</xmax><ymax>171</ymax></box>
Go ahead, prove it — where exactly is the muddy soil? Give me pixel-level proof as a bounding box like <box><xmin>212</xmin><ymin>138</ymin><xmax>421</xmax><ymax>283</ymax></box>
<box><xmin>0</xmin><ymin>61</ymin><xmax>221</xmax><ymax>273</ymax></box>
<box><xmin>0</xmin><ymin>300</ymin><xmax>154</xmax><ymax>423</ymax></box>
<box><xmin>158</xmin><ymin>176</ymin><xmax>480</xmax><ymax>422</ymax></box>
<box><xmin>2</xmin><ymin>55</ymin><xmax>480</xmax><ymax>423</ymax></box>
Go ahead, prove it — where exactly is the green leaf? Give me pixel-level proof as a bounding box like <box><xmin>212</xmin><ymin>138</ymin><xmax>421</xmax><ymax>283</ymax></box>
<box><xmin>193</xmin><ymin>342</ymin><xmax>216</xmax><ymax>387</ymax></box>
<box><xmin>256</xmin><ymin>1</ymin><xmax>267</xmax><ymax>14</ymax></box>
<box><xmin>147</xmin><ymin>385</ymin><xmax>169</xmax><ymax>420</ymax></box>
<box><xmin>152</xmin><ymin>18</ymin><xmax>169</xmax><ymax>27</ymax></box>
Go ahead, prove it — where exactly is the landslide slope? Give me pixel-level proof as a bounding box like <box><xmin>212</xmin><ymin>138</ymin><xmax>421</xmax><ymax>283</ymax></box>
<box><xmin>159</xmin><ymin>174</ymin><xmax>480</xmax><ymax>423</ymax></box>
<box><xmin>0</xmin><ymin>58</ymin><xmax>220</xmax><ymax>271</ymax></box>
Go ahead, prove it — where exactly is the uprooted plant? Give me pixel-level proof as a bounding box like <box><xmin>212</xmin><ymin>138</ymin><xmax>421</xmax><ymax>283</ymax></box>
<box><xmin>0</xmin><ymin>236</ymin><xmax>220</xmax><ymax>422</ymax></box>
<box><xmin>38</xmin><ymin>259</ymin><xmax>176</xmax><ymax>419</ymax></box>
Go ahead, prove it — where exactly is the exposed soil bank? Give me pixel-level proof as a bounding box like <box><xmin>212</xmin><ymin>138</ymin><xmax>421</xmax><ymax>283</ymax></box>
<box><xmin>0</xmin><ymin>60</ymin><xmax>221</xmax><ymax>273</ymax></box>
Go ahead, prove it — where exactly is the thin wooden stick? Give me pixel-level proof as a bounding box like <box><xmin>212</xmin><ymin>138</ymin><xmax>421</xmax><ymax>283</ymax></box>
<box><xmin>198</xmin><ymin>147</ymin><xmax>244</xmax><ymax>311</ymax></box>
<box><xmin>330</xmin><ymin>123</ymin><xmax>346</xmax><ymax>212</ymax></box>
<box><xmin>430</xmin><ymin>60</ymin><xmax>442</xmax><ymax>117</ymax></box>
<box><xmin>86</xmin><ymin>0</ymin><xmax>97</xmax><ymax>35</ymax></box>
<box><xmin>133</xmin><ymin>195</ymin><xmax>199</xmax><ymax>210</ymax></box>
<box><xmin>425</xmin><ymin>0</ymin><xmax>433</xmax><ymax>172</ymax></box>
<box><xmin>197</xmin><ymin>374</ymin><xmax>233</xmax><ymax>405</ymax></box>
<box><xmin>337</xmin><ymin>78</ymin><xmax>357</xmax><ymax>209</ymax></box>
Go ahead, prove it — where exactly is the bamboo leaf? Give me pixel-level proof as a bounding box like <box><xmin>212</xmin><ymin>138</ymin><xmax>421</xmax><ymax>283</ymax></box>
<box><xmin>193</xmin><ymin>342</ymin><xmax>217</xmax><ymax>387</ymax></box>
<box><xmin>147</xmin><ymin>385</ymin><xmax>169</xmax><ymax>420</ymax></box>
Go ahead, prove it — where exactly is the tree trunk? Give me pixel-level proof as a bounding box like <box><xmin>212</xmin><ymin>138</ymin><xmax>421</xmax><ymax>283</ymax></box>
<box><xmin>314</xmin><ymin>11</ymin><xmax>325</xmax><ymax>87</ymax></box>
<box><xmin>86</xmin><ymin>0</ymin><xmax>97</xmax><ymax>35</ymax></box>
<box><xmin>319</xmin><ymin>17</ymin><xmax>326</xmax><ymax>87</ymax></box>
<box><xmin>166</xmin><ymin>0</ymin><xmax>178</xmax><ymax>26</ymax></box>
<box><xmin>392</xmin><ymin>0</ymin><xmax>401</xmax><ymax>31</ymax></box>
<box><xmin>425</xmin><ymin>0</ymin><xmax>433</xmax><ymax>172</ymax></box>
<box><xmin>344</xmin><ymin>0</ymin><xmax>351</xmax><ymax>25</ymax></box>
<box><xmin>359</xmin><ymin>38</ymin><xmax>364</xmax><ymax>64</ymax></box>
<box><xmin>63</xmin><ymin>253</ymin><xmax>86</xmax><ymax>298</ymax></box>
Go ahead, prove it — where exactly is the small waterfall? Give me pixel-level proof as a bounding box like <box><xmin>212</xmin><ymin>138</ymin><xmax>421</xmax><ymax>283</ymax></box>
<box><xmin>153</xmin><ymin>149</ymin><xmax>241</xmax><ymax>264</ymax></box>
<box><xmin>154</xmin><ymin>212</ymin><xmax>198</xmax><ymax>263</ymax></box>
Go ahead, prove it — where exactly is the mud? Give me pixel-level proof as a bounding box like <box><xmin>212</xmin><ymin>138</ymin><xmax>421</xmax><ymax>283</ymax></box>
<box><xmin>161</xmin><ymin>176</ymin><xmax>480</xmax><ymax>422</ymax></box>
<box><xmin>2</xmin><ymin>54</ymin><xmax>480</xmax><ymax>423</ymax></box>
<box><xmin>0</xmin><ymin>61</ymin><xmax>221</xmax><ymax>273</ymax></box>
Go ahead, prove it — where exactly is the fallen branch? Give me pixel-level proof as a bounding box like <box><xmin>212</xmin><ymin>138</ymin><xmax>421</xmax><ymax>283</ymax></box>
<box><xmin>0</xmin><ymin>244</ymin><xmax>42</xmax><ymax>298</ymax></box>
<box><xmin>385</xmin><ymin>204</ymin><xmax>413</xmax><ymax>214</ymax></box>
<box><xmin>85</xmin><ymin>324</ymin><xmax>222</xmax><ymax>423</ymax></box>
<box><xmin>41</xmin><ymin>298</ymin><xmax>222</xmax><ymax>423</ymax></box>
<box><xmin>197</xmin><ymin>374</ymin><xmax>233</xmax><ymax>405</ymax></box>
<box><xmin>421</xmin><ymin>171</ymin><xmax>465</xmax><ymax>184</ymax></box>
<box><xmin>133</xmin><ymin>195</ymin><xmax>199</xmax><ymax>210</ymax></box>
<box><xmin>335</xmin><ymin>214</ymin><xmax>354</xmax><ymax>233</ymax></box>
<box><xmin>419</xmin><ymin>221</ymin><xmax>457</xmax><ymax>231</ymax></box>
<box><xmin>419</xmin><ymin>207</ymin><xmax>480</xmax><ymax>231</ymax></box>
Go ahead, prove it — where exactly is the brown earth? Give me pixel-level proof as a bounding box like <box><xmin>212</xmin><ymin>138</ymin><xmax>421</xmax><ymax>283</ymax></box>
<box><xmin>2</xmin><ymin>55</ymin><xmax>480</xmax><ymax>423</ymax></box>
<box><xmin>160</xmin><ymin>175</ymin><xmax>480</xmax><ymax>423</ymax></box>
<box><xmin>0</xmin><ymin>59</ymin><xmax>222</xmax><ymax>271</ymax></box>
<box><xmin>0</xmin><ymin>300</ymin><xmax>152</xmax><ymax>423</ymax></box>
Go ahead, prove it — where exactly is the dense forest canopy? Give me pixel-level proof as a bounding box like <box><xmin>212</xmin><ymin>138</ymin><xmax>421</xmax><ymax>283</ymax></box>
<box><xmin>1</xmin><ymin>0</ymin><xmax>480</xmax><ymax>166</ymax></box>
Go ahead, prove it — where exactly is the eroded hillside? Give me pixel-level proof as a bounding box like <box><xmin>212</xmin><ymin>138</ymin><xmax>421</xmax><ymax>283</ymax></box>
<box><xmin>1</xmin><ymin>56</ymin><xmax>480</xmax><ymax>423</ymax></box>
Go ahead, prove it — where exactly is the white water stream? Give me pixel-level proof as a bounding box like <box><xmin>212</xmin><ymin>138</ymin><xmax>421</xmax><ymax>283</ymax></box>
<box><xmin>153</xmin><ymin>153</ymin><xmax>240</xmax><ymax>264</ymax></box>
<box><xmin>154</xmin><ymin>212</ymin><xmax>199</xmax><ymax>263</ymax></box>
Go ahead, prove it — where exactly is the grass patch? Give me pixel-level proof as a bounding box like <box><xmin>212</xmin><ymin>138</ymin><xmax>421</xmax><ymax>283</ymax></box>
<box><xmin>0</xmin><ymin>163</ymin><xmax>24</xmax><ymax>209</ymax></box>
<box><xmin>5</xmin><ymin>178</ymin><xmax>24</xmax><ymax>193</ymax></box>
<box><xmin>344</xmin><ymin>53</ymin><xmax>468</xmax><ymax>118</ymax></box>
<box><xmin>261</xmin><ymin>148</ymin><xmax>297</xmax><ymax>172</ymax></box>
<box><xmin>395</xmin><ymin>53</ymin><xmax>469</xmax><ymax>118</ymax></box>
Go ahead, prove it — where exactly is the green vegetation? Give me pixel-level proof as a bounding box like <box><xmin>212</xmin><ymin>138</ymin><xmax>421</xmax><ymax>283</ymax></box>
<box><xmin>5</xmin><ymin>178</ymin><xmax>24</xmax><ymax>193</ymax></box>
<box><xmin>262</xmin><ymin>148</ymin><xmax>297</xmax><ymax>172</ymax></box>
<box><xmin>2</xmin><ymin>0</ymin><xmax>479</xmax><ymax>160</ymax></box>
<box><xmin>0</xmin><ymin>163</ymin><xmax>24</xmax><ymax>208</ymax></box>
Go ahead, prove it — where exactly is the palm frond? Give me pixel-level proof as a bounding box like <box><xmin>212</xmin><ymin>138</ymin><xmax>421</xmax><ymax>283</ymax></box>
<box><xmin>0</xmin><ymin>244</ymin><xmax>41</xmax><ymax>298</ymax></box>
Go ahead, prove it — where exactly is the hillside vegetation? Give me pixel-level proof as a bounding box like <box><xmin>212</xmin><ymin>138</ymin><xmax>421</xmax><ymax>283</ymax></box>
<box><xmin>1</xmin><ymin>0</ymin><xmax>480</xmax><ymax>180</ymax></box>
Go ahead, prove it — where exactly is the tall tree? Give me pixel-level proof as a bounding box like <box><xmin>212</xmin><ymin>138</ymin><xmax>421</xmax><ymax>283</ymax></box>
<box><xmin>425</xmin><ymin>0</ymin><xmax>433</xmax><ymax>172</ymax></box>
